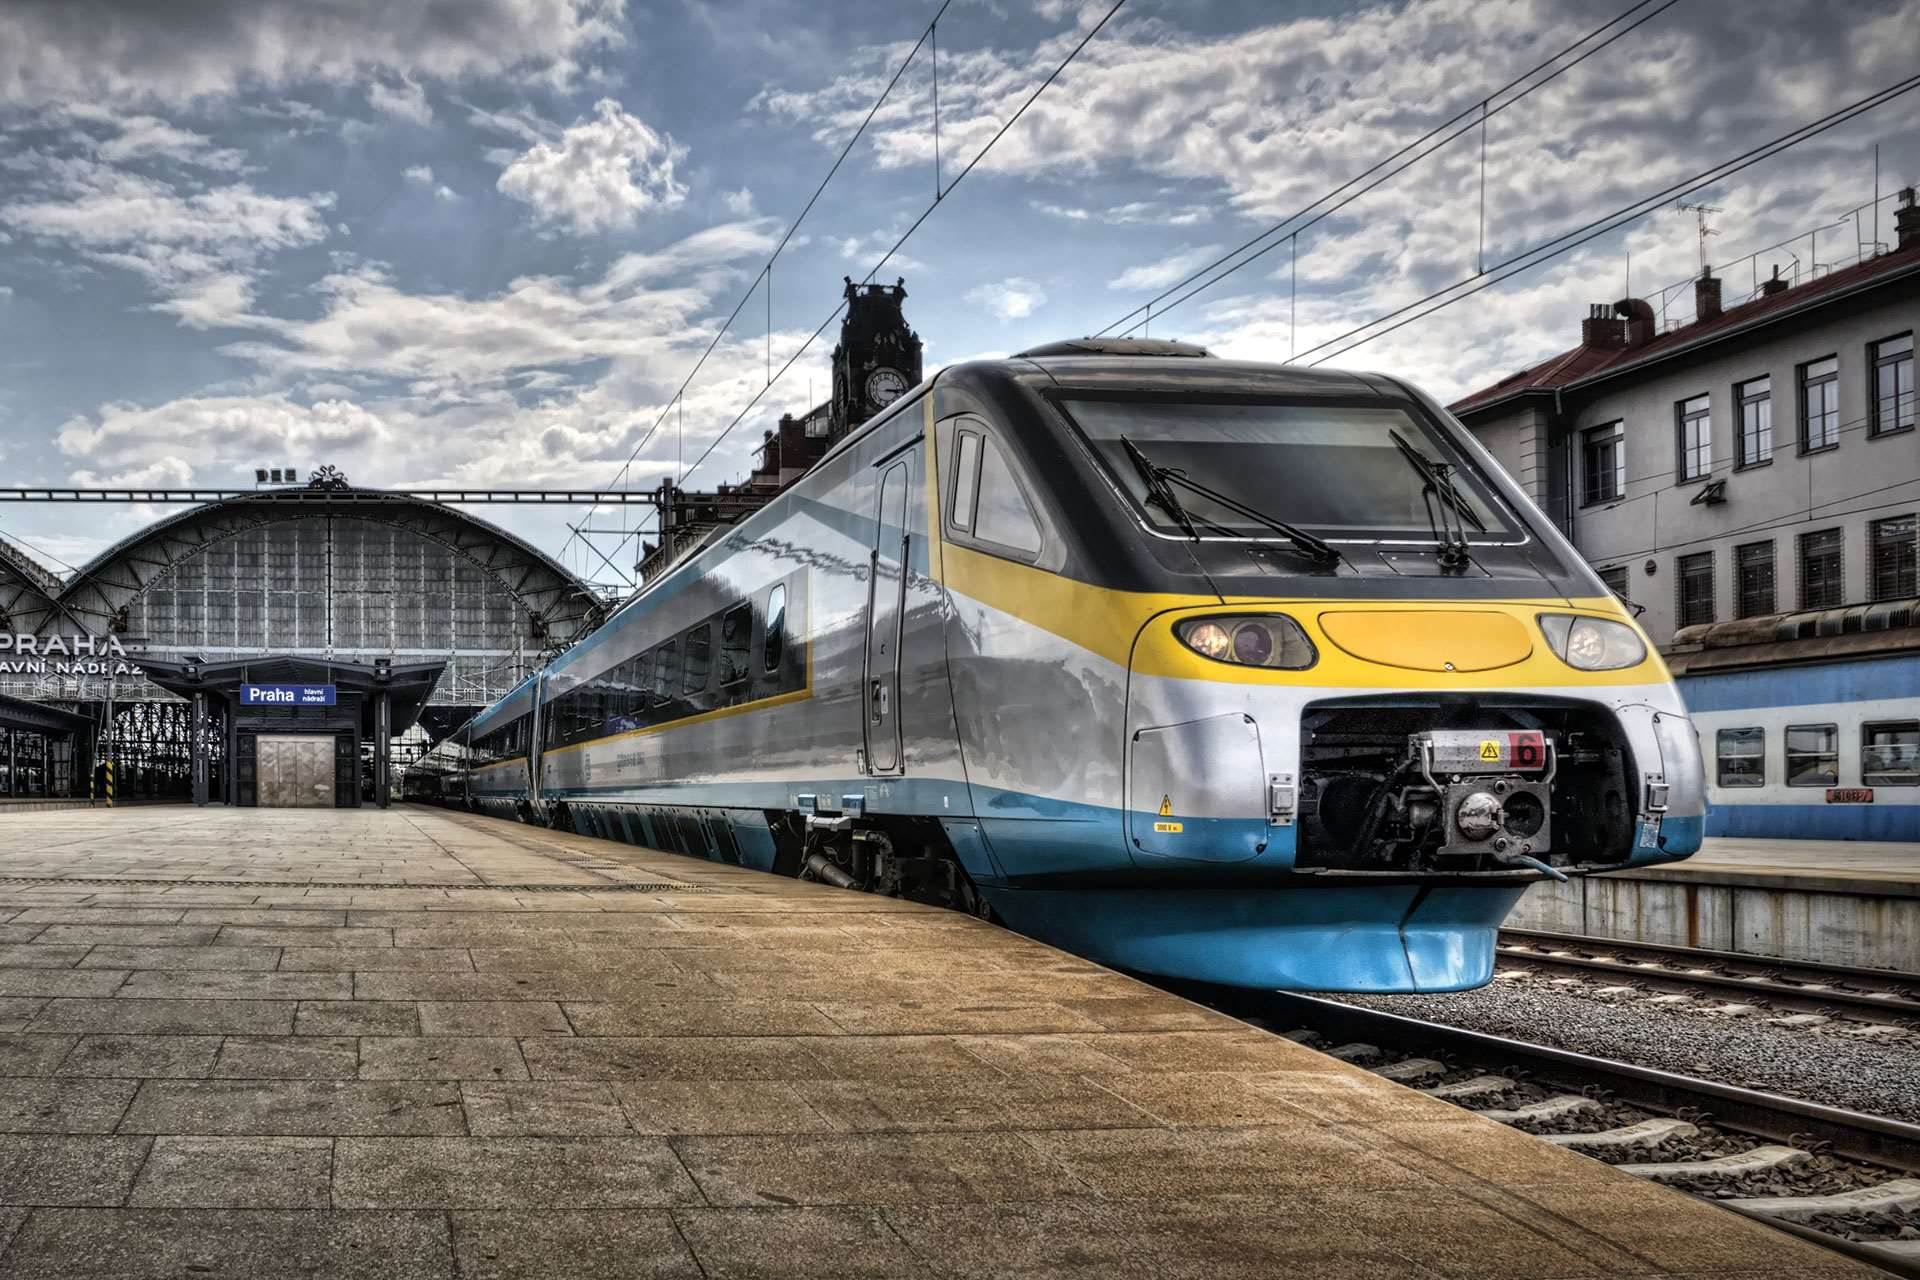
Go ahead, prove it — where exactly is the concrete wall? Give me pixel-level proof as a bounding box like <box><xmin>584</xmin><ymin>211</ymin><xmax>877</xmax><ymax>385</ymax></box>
<box><xmin>1468</xmin><ymin>402</ymin><xmax>1554</xmax><ymax>508</ymax></box>
<box><xmin>1566</xmin><ymin>290</ymin><xmax>1918</xmax><ymax>645</ymax></box>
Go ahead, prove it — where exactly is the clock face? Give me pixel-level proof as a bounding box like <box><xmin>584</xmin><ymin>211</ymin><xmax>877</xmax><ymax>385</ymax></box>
<box><xmin>865</xmin><ymin>367</ymin><xmax>907</xmax><ymax>407</ymax></box>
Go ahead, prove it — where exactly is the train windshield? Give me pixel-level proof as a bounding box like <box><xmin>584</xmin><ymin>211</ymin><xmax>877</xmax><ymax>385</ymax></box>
<box><xmin>1062</xmin><ymin>398</ymin><xmax>1518</xmax><ymax>542</ymax></box>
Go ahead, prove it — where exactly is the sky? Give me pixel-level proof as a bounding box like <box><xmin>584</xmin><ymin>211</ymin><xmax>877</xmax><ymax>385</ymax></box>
<box><xmin>1</xmin><ymin>0</ymin><xmax>1916</xmax><ymax>592</ymax></box>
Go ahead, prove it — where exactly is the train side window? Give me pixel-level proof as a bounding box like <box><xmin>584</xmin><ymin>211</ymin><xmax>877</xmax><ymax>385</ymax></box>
<box><xmin>1715</xmin><ymin>727</ymin><xmax>1765</xmax><ymax>787</ymax></box>
<box><xmin>719</xmin><ymin>602</ymin><xmax>752</xmax><ymax>685</ymax></box>
<box><xmin>973</xmin><ymin>436</ymin><xmax>1043</xmax><ymax>557</ymax></box>
<box><xmin>950</xmin><ymin>431</ymin><xmax>982</xmax><ymax>530</ymax></box>
<box><xmin>1863</xmin><ymin>721</ymin><xmax>1919</xmax><ymax>786</ymax></box>
<box><xmin>683</xmin><ymin>624</ymin><xmax>711</xmax><ymax>693</ymax></box>
<box><xmin>654</xmin><ymin>640</ymin><xmax>679</xmax><ymax>706</ymax></box>
<box><xmin>1785</xmin><ymin>724</ymin><xmax>1838</xmax><ymax>787</ymax></box>
<box><xmin>764</xmin><ymin>585</ymin><xmax>787</xmax><ymax>673</ymax></box>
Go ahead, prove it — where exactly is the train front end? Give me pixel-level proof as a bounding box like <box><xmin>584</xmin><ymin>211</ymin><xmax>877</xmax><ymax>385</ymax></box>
<box><xmin>963</xmin><ymin>350</ymin><xmax>1705</xmax><ymax>992</ymax></box>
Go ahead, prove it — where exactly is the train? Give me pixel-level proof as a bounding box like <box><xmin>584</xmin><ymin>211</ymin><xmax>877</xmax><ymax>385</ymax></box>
<box><xmin>406</xmin><ymin>338</ymin><xmax>1705</xmax><ymax>991</ymax></box>
<box><xmin>1669</xmin><ymin>604</ymin><xmax>1919</xmax><ymax>840</ymax></box>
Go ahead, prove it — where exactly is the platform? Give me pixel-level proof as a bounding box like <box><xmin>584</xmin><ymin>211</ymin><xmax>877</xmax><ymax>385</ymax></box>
<box><xmin>1509</xmin><ymin>836</ymin><xmax>1920</xmax><ymax>972</ymax></box>
<box><xmin>0</xmin><ymin>806</ymin><xmax>1868</xmax><ymax>1278</ymax></box>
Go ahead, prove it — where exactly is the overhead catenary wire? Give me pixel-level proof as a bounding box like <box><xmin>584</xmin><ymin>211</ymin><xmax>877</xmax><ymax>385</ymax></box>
<box><xmin>1295</xmin><ymin>74</ymin><xmax>1920</xmax><ymax>368</ymax></box>
<box><xmin>561</xmin><ymin>0</ymin><xmax>958</xmax><ymax>564</ymax></box>
<box><xmin>1092</xmin><ymin>0</ymin><xmax>1685</xmax><ymax>340</ymax></box>
<box><xmin>672</xmin><ymin>0</ymin><xmax>1130</xmax><ymax>490</ymax></box>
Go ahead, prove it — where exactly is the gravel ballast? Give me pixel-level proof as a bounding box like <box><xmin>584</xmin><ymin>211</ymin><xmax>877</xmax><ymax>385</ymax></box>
<box><xmin>1334</xmin><ymin>979</ymin><xmax>1920</xmax><ymax>1123</ymax></box>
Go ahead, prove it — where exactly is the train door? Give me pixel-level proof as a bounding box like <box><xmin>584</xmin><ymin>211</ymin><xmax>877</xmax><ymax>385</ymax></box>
<box><xmin>864</xmin><ymin>456</ymin><xmax>911</xmax><ymax>774</ymax></box>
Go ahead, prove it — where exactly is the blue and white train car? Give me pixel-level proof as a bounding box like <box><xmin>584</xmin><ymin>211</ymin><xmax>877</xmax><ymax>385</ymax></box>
<box><xmin>1671</xmin><ymin>602</ymin><xmax>1920</xmax><ymax>840</ymax></box>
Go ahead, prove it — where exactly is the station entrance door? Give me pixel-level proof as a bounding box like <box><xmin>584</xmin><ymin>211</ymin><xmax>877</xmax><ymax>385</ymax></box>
<box><xmin>255</xmin><ymin>735</ymin><xmax>338</xmax><ymax>808</ymax></box>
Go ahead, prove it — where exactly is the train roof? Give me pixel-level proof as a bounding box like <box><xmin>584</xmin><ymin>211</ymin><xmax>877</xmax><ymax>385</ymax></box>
<box><xmin>957</xmin><ymin>343</ymin><xmax>1407</xmax><ymax>400</ymax></box>
<box><xmin>1666</xmin><ymin>597</ymin><xmax>1920</xmax><ymax>676</ymax></box>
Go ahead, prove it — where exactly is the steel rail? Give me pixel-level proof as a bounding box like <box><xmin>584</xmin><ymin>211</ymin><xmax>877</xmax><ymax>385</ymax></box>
<box><xmin>1174</xmin><ymin>987</ymin><xmax>1920</xmax><ymax>1278</ymax></box>
<box><xmin>1497</xmin><ymin>930</ymin><xmax>1920</xmax><ymax>1021</ymax></box>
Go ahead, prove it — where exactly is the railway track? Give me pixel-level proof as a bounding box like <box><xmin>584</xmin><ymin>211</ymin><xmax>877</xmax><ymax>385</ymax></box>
<box><xmin>1497</xmin><ymin>928</ymin><xmax>1920</xmax><ymax>1029</ymax></box>
<box><xmin>1175</xmin><ymin>985</ymin><xmax>1920</xmax><ymax>1278</ymax></box>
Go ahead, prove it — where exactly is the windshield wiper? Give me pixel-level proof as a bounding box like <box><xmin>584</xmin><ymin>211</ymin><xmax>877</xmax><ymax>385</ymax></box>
<box><xmin>1389</xmin><ymin>430</ymin><xmax>1481</xmax><ymax>572</ymax></box>
<box><xmin>1119</xmin><ymin>436</ymin><xmax>1338</xmax><ymax>566</ymax></box>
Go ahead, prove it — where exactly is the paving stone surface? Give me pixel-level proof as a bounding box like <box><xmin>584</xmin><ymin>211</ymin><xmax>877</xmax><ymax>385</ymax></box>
<box><xmin>0</xmin><ymin>803</ymin><xmax>1870</xmax><ymax>1277</ymax></box>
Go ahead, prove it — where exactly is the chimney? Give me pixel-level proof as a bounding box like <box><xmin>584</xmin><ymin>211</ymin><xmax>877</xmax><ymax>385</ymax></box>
<box><xmin>1581</xmin><ymin>303</ymin><xmax>1626</xmax><ymax>349</ymax></box>
<box><xmin>1613</xmin><ymin>297</ymin><xmax>1655</xmax><ymax>346</ymax></box>
<box><xmin>1694</xmin><ymin>267</ymin><xmax>1722</xmax><ymax>323</ymax></box>
<box><xmin>1760</xmin><ymin>264</ymin><xmax>1789</xmax><ymax>297</ymax></box>
<box><xmin>1898</xmin><ymin>186</ymin><xmax>1920</xmax><ymax>251</ymax></box>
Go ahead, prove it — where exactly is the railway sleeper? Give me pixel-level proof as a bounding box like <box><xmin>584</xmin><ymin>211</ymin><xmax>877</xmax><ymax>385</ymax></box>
<box><xmin>1723</xmin><ymin>1178</ymin><xmax>1920</xmax><ymax>1221</ymax></box>
<box><xmin>1620</xmin><ymin>1144</ymin><xmax>1812</xmax><ymax>1183</ymax></box>
<box><xmin>1475</xmin><ymin>1094</ymin><xmax>1602</xmax><ymax>1124</ymax></box>
<box><xmin>1542</xmin><ymin>1117</ymin><xmax>1698</xmax><ymax>1150</ymax></box>
<box><xmin>1372</xmin><ymin>1056</ymin><xmax>1447</xmax><ymax>1082</ymax></box>
<box><xmin>1421</xmin><ymin>1074</ymin><xmax>1517</xmax><ymax>1101</ymax></box>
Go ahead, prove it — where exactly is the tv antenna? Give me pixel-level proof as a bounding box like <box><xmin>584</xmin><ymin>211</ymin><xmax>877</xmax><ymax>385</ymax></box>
<box><xmin>1675</xmin><ymin>201</ymin><xmax>1723</xmax><ymax>274</ymax></box>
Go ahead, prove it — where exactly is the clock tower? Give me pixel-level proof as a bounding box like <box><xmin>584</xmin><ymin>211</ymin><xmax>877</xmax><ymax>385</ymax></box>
<box><xmin>830</xmin><ymin>277</ymin><xmax>923</xmax><ymax>440</ymax></box>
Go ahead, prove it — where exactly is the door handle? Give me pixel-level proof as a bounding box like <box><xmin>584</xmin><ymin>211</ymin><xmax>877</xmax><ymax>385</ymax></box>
<box><xmin>870</xmin><ymin>679</ymin><xmax>887</xmax><ymax>724</ymax></box>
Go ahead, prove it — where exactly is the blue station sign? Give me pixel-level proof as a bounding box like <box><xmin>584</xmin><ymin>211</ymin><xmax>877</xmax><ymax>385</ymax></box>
<box><xmin>240</xmin><ymin>683</ymin><xmax>337</xmax><ymax>707</ymax></box>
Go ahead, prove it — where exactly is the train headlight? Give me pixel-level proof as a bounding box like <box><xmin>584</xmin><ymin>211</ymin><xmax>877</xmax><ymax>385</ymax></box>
<box><xmin>1176</xmin><ymin>615</ymin><xmax>1316</xmax><ymax>669</ymax></box>
<box><xmin>1537</xmin><ymin>614</ymin><xmax>1646</xmax><ymax>671</ymax></box>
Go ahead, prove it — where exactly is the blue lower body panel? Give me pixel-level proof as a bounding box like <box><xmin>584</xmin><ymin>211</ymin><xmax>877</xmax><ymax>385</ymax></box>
<box><xmin>977</xmin><ymin>882</ymin><xmax>1528</xmax><ymax>993</ymax></box>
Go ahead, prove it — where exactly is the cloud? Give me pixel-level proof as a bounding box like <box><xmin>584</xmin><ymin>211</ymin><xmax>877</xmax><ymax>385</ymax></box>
<box><xmin>966</xmin><ymin>278</ymin><xmax>1047</xmax><ymax>320</ymax></box>
<box><xmin>63</xmin><ymin>108</ymin><xmax>249</xmax><ymax>170</ymax></box>
<box><xmin>367</xmin><ymin>76</ymin><xmax>432</xmax><ymax>124</ymax></box>
<box><xmin>58</xmin><ymin>396</ymin><xmax>390</xmax><ymax>485</ymax></box>
<box><xmin>0</xmin><ymin>0</ymin><xmax>626</xmax><ymax>107</ymax></box>
<box><xmin>1108</xmin><ymin>244</ymin><xmax>1221</xmax><ymax>291</ymax></box>
<box><xmin>723</xmin><ymin>188</ymin><xmax>756</xmax><ymax>216</ymax></box>
<box><xmin>1032</xmin><ymin>198</ymin><xmax>1210</xmax><ymax>227</ymax></box>
<box><xmin>403</xmin><ymin>165</ymin><xmax>436</xmax><ymax>184</ymax></box>
<box><xmin>496</xmin><ymin>98</ymin><xmax>687</xmax><ymax>234</ymax></box>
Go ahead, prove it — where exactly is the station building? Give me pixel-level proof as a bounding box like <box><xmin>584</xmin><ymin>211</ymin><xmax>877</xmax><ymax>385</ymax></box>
<box><xmin>0</xmin><ymin>483</ymin><xmax>602</xmax><ymax>806</ymax></box>
<box><xmin>1452</xmin><ymin>188</ymin><xmax>1920</xmax><ymax>648</ymax></box>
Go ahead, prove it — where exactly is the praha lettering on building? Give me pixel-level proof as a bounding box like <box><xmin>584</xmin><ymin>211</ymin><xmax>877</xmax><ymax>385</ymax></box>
<box><xmin>0</xmin><ymin>634</ymin><xmax>139</xmax><ymax>677</ymax></box>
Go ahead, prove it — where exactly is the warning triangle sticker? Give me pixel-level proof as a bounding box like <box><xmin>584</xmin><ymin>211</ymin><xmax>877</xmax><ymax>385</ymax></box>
<box><xmin>1158</xmin><ymin>795</ymin><xmax>1173</xmax><ymax>817</ymax></box>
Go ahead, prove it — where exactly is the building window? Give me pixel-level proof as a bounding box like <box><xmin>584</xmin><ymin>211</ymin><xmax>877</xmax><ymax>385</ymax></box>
<box><xmin>1676</xmin><ymin>551</ymin><xmax>1714</xmax><ymax>628</ymax></box>
<box><xmin>1872</xmin><ymin>333</ymin><xmax>1914</xmax><ymax>436</ymax></box>
<box><xmin>1581</xmin><ymin>422</ymin><xmax>1624</xmax><ymax>504</ymax></box>
<box><xmin>1598</xmin><ymin>565</ymin><xmax>1631</xmax><ymax>601</ymax></box>
<box><xmin>1862</xmin><ymin>721</ymin><xmax>1919</xmax><ymax>786</ymax></box>
<box><xmin>1799</xmin><ymin>355</ymin><xmax>1839</xmax><ymax>451</ymax></box>
<box><xmin>1785</xmin><ymin>724</ymin><xmax>1838</xmax><ymax>787</ymax></box>
<box><xmin>1870</xmin><ymin>514</ymin><xmax>1917</xmax><ymax>601</ymax></box>
<box><xmin>1736</xmin><ymin>375</ymin><xmax>1772</xmax><ymax>466</ymax></box>
<box><xmin>1734</xmin><ymin>541</ymin><xmax>1775</xmax><ymax>618</ymax></box>
<box><xmin>1676</xmin><ymin>394</ymin><xmax>1711</xmax><ymax>481</ymax></box>
<box><xmin>1715</xmin><ymin>727</ymin><xmax>1765</xmax><ymax>788</ymax></box>
<box><xmin>1798</xmin><ymin>528</ymin><xmax>1844</xmax><ymax>609</ymax></box>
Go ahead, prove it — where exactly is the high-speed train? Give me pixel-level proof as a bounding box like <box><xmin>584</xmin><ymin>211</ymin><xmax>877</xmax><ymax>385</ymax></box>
<box><xmin>407</xmin><ymin>339</ymin><xmax>1705</xmax><ymax>991</ymax></box>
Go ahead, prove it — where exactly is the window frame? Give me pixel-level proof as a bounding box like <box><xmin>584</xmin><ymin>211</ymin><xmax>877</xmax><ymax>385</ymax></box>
<box><xmin>1798</xmin><ymin>354</ymin><xmax>1840</xmax><ymax>454</ymax></box>
<box><xmin>718</xmin><ymin>602</ymin><xmax>753</xmax><ymax>687</ymax></box>
<box><xmin>1797</xmin><ymin>527</ymin><xmax>1845</xmax><ymax>610</ymax></box>
<box><xmin>1785</xmin><ymin>723</ymin><xmax>1839</xmax><ymax>788</ymax></box>
<box><xmin>763</xmin><ymin>584</ymin><xmax>787</xmax><ymax>675</ymax></box>
<box><xmin>1676</xmin><ymin>550</ymin><xmax>1715</xmax><ymax>629</ymax></box>
<box><xmin>948</xmin><ymin>430</ymin><xmax>982</xmax><ymax>532</ymax></box>
<box><xmin>1862</xmin><ymin>720</ymin><xmax>1919</xmax><ymax>787</ymax></box>
<box><xmin>1715</xmin><ymin>726</ymin><xmax>1766</xmax><ymax>788</ymax></box>
<box><xmin>682</xmin><ymin>622</ymin><xmax>711</xmax><ymax>695</ymax></box>
<box><xmin>1735</xmin><ymin>374</ymin><xmax>1772</xmax><ymax>469</ymax></box>
<box><xmin>940</xmin><ymin>415</ymin><xmax>1048</xmax><ymax>565</ymax></box>
<box><xmin>1675</xmin><ymin>394</ymin><xmax>1712</xmax><ymax>483</ymax></box>
<box><xmin>1581</xmin><ymin>421</ymin><xmax>1625</xmax><ymax>506</ymax></box>
<box><xmin>652</xmin><ymin>639</ymin><xmax>679</xmax><ymax>706</ymax></box>
<box><xmin>1870</xmin><ymin>331</ymin><xmax>1914</xmax><ymax>439</ymax></box>
<box><xmin>1868</xmin><ymin>513</ymin><xmax>1917</xmax><ymax>602</ymax></box>
<box><xmin>1733</xmin><ymin>540</ymin><xmax>1775</xmax><ymax>619</ymax></box>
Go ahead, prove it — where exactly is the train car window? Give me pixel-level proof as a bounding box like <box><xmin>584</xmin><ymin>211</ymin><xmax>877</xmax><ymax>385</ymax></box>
<box><xmin>1863</xmin><ymin>721</ymin><xmax>1919</xmax><ymax>786</ymax></box>
<box><xmin>973</xmin><ymin>436</ymin><xmax>1043</xmax><ymax>556</ymax></box>
<box><xmin>1785</xmin><ymin>724</ymin><xmax>1838</xmax><ymax>787</ymax></box>
<box><xmin>719</xmin><ymin>603</ymin><xmax>752</xmax><ymax>685</ymax></box>
<box><xmin>654</xmin><ymin>640</ymin><xmax>679</xmax><ymax>705</ymax></box>
<box><xmin>950</xmin><ymin>431</ymin><xmax>982</xmax><ymax>530</ymax></box>
<box><xmin>1064</xmin><ymin>397</ymin><xmax>1516</xmax><ymax>541</ymax></box>
<box><xmin>633</xmin><ymin>651</ymin><xmax>654</xmax><ymax>708</ymax></box>
<box><xmin>764</xmin><ymin>586</ymin><xmax>787</xmax><ymax>673</ymax></box>
<box><xmin>683</xmin><ymin>624</ymin><xmax>712</xmax><ymax>693</ymax></box>
<box><xmin>1715</xmin><ymin>727</ymin><xmax>1765</xmax><ymax>787</ymax></box>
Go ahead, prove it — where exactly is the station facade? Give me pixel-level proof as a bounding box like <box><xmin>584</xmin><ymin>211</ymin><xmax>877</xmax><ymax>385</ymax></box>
<box><xmin>0</xmin><ymin>482</ymin><xmax>603</xmax><ymax>806</ymax></box>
